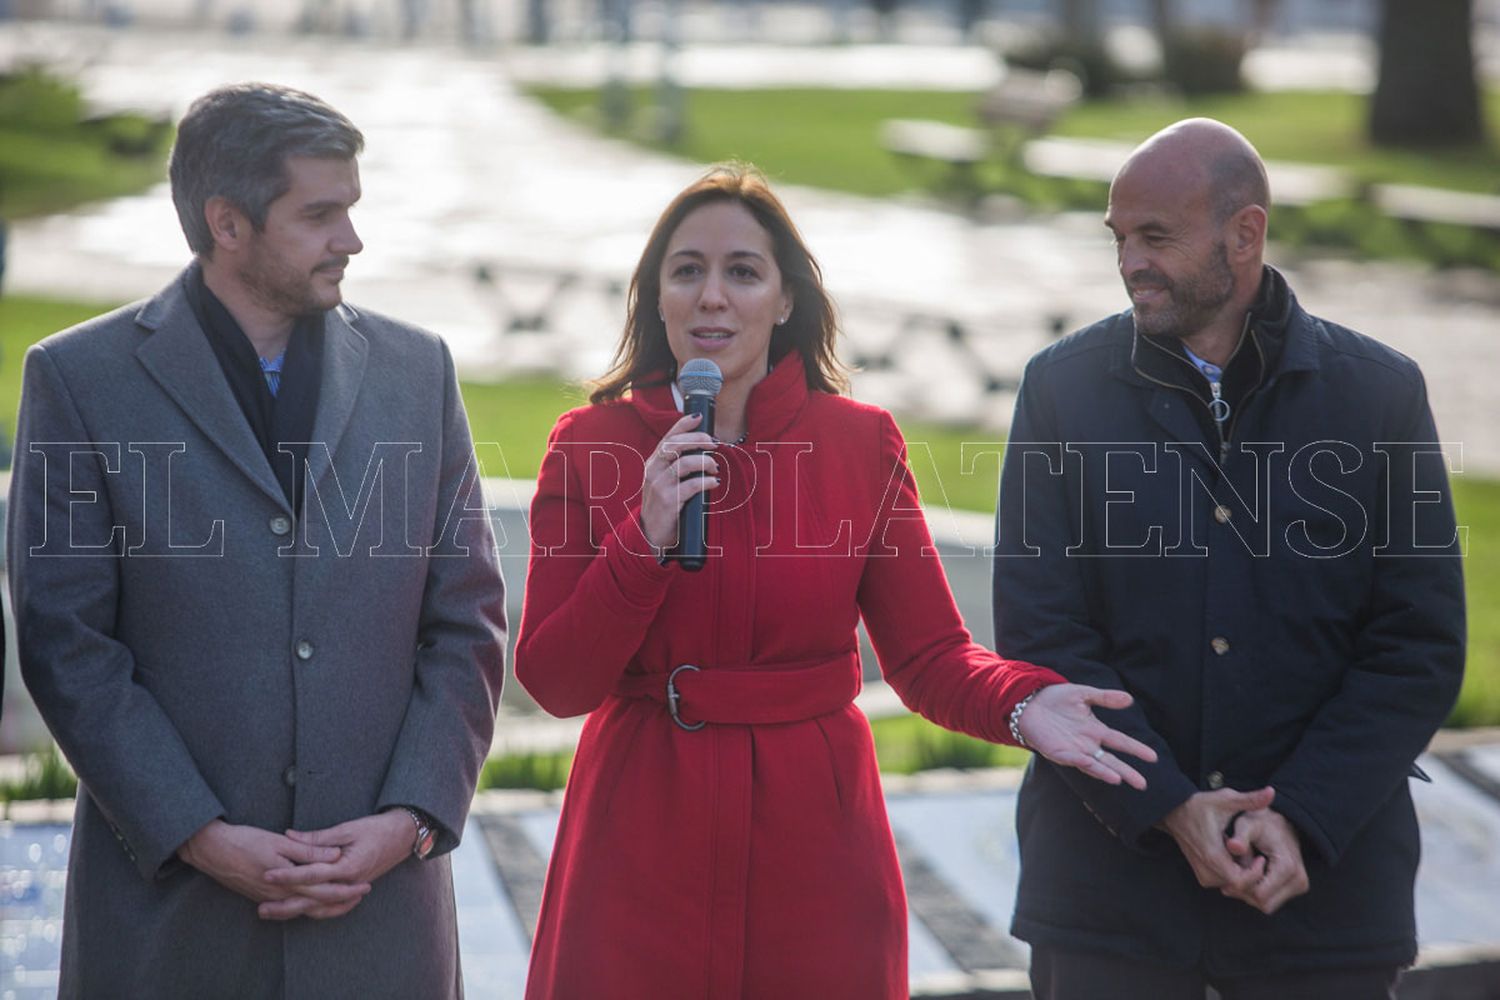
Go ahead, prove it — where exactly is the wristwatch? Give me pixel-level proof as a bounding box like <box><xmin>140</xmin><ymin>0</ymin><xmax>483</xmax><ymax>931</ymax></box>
<box><xmin>401</xmin><ymin>807</ymin><xmax>436</xmax><ymax>860</ymax></box>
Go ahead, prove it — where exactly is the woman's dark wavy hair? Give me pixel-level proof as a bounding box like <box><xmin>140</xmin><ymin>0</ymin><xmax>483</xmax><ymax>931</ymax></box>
<box><xmin>589</xmin><ymin>163</ymin><xmax>849</xmax><ymax>404</ymax></box>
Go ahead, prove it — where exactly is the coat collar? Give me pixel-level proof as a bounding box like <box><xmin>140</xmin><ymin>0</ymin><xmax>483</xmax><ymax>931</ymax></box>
<box><xmin>628</xmin><ymin>350</ymin><xmax>811</xmax><ymax>442</ymax></box>
<box><xmin>135</xmin><ymin>268</ymin><xmax>290</xmax><ymax>511</ymax></box>
<box><xmin>133</xmin><ymin>265</ymin><xmax>369</xmax><ymax>511</ymax></box>
<box><xmin>1109</xmin><ymin>264</ymin><xmax>1320</xmax><ymax>389</ymax></box>
<box><xmin>304</xmin><ymin>301</ymin><xmax>369</xmax><ymax>493</ymax></box>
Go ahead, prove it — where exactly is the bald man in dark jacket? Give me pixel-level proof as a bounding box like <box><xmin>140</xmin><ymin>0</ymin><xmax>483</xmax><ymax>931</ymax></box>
<box><xmin>994</xmin><ymin>119</ymin><xmax>1465</xmax><ymax>999</ymax></box>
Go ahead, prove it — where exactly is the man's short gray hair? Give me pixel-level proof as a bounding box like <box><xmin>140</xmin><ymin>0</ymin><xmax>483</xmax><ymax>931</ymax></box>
<box><xmin>169</xmin><ymin>83</ymin><xmax>364</xmax><ymax>256</ymax></box>
<box><xmin>1208</xmin><ymin>149</ymin><xmax>1269</xmax><ymax>224</ymax></box>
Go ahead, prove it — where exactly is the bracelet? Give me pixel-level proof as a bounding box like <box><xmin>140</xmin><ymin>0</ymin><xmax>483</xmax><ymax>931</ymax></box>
<box><xmin>1009</xmin><ymin>687</ymin><xmax>1043</xmax><ymax>748</ymax></box>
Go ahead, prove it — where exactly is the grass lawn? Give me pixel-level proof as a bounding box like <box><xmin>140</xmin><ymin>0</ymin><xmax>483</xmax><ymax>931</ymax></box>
<box><xmin>525</xmin><ymin>85</ymin><xmax>1500</xmax><ymax>198</ymax></box>
<box><xmin>0</xmin><ymin>68</ymin><xmax>172</xmax><ymax>219</ymax></box>
<box><xmin>526</xmin><ymin>86</ymin><xmax>982</xmax><ymax>198</ymax></box>
<box><xmin>1051</xmin><ymin>89</ymin><xmax>1500</xmax><ymax>193</ymax></box>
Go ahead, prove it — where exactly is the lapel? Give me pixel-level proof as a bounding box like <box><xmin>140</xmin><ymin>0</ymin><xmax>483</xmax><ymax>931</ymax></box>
<box><xmin>134</xmin><ymin>271</ymin><xmax>290</xmax><ymax>512</ymax></box>
<box><xmin>303</xmin><ymin>303</ymin><xmax>370</xmax><ymax>495</ymax></box>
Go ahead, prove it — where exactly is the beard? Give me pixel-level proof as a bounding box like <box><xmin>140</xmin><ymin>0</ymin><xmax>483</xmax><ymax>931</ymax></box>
<box><xmin>238</xmin><ymin>236</ymin><xmax>345</xmax><ymax>319</ymax></box>
<box><xmin>1127</xmin><ymin>241</ymin><xmax>1235</xmax><ymax>340</ymax></box>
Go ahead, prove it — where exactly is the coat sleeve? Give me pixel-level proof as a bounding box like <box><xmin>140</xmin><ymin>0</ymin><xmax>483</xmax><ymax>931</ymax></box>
<box><xmin>375</xmin><ymin>340</ymin><xmax>507</xmax><ymax>855</ymax></box>
<box><xmin>1267</xmin><ymin>370</ymin><xmax>1465</xmax><ymax>865</ymax></box>
<box><xmin>992</xmin><ymin>358</ymin><xmax>1199</xmax><ymax>847</ymax></box>
<box><xmin>513</xmin><ymin>410</ymin><xmax>677</xmax><ymax>718</ymax></box>
<box><xmin>7</xmin><ymin>344</ymin><xmax>226</xmax><ymax>880</ymax></box>
<box><xmin>856</xmin><ymin>409</ymin><xmax>1066</xmax><ymax>744</ymax></box>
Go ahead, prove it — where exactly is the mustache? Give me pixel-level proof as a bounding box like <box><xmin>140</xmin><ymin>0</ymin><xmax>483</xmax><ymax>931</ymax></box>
<box><xmin>315</xmin><ymin>257</ymin><xmax>350</xmax><ymax>272</ymax></box>
<box><xmin>1127</xmin><ymin>269</ymin><xmax>1172</xmax><ymax>291</ymax></box>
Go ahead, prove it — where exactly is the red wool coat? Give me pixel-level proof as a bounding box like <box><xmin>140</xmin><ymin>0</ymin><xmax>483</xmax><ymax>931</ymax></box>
<box><xmin>516</xmin><ymin>353</ymin><xmax>1063</xmax><ymax>999</ymax></box>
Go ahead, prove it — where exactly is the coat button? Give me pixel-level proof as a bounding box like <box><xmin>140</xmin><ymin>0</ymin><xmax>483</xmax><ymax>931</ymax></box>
<box><xmin>283</xmin><ymin>765</ymin><xmax>297</xmax><ymax>787</ymax></box>
<box><xmin>1207</xmin><ymin>771</ymin><xmax>1225</xmax><ymax>789</ymax></box>
<box><xmin>1213</xmin><ymin>505</ymin><xmax>1232</xmax><ymax>524</ymax></box>
<box><xmin>295</xmin><ymin>640</ymin><xmax>314</xmax><ymax>661</ymax></box>
<box><xmin>269</xmin><ymin>516</ymin><xmax>292</xmax><ymax>536</ymax></box>
<box><xmin>1211</xmin><ymin>637</ymin><xmax>1230</xmax><ymax>656</ymax></box>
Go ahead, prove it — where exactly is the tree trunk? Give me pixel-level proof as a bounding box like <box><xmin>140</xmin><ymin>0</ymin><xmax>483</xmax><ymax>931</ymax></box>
<box><xmin>1149</xmin><ymin>0</ymin><xmax>1174</xmax><ymax>41</ymax></box>
<box><xmin>1369</xmin><ymin>0</ymin><xmax>1484</xmax><ymax>147</ymax></box>
<box><xmin>1058</xmin><ymin>0</ymin><xmax>1100</xmax><ymax>46</ymax></box>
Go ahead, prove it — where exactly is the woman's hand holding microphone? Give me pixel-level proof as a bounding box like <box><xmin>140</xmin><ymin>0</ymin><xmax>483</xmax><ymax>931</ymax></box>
<box><xmin>640</xmin><ymin>413</ymin><xmax>721</xmax><ymax>551</ymax></box>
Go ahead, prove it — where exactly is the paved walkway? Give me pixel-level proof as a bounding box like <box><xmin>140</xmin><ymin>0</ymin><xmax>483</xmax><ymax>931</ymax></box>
<box><xmin>3</xmin><ymin>19</ymin><xmax>1498</xmax><ymax>474</ymax></box>
<box><xmin>6</xmin><ymin>742</ymin><xmax>1500</xmax><ymax>998</ymax></box>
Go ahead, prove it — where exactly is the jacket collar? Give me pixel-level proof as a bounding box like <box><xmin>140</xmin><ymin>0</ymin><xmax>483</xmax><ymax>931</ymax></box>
<box><xmin>1260</xmin><ymin>266</ymin><xmax>1320</xmax><ymax>377</ymax></box>
<box><xmin>135</xmin><ymin>267</ymin><xmax>290</xmax><ymax>511</ymax></box>
<box><xmin>1112</xmin><ymin>264</ymin><xmax>1318</xmax><ymax>389</ymax></box>
<box><xmin>629</xmin><ymin>350</ymin><xmax>811</xmax><ymax>442</ymax></box>
<box><xmin>304</xmin><ymin>301</ymin><xmax>369</xmax><ymax>494</ymax></box>
<box><xmin>134</xmin><ymin>265</ymin><xmax>368</xmax><ymax>511</ymax></box>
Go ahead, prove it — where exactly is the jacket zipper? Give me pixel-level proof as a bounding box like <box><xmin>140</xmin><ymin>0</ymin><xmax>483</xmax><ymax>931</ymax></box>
<box><xmin>1134</xmin><ymin>315</ymin><xmax>1265</xmax><ymax>465</ymax></box>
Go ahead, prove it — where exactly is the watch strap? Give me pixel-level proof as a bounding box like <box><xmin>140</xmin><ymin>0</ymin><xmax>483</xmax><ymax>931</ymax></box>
<box><xmin>400</xmin><ymin>806</ymin><xmax>436</xmax><ymax>860</ymax></box>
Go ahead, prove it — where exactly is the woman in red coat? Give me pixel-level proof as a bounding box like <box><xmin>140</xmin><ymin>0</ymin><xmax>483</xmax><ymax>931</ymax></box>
<box><xmin>516</xmin><ymin>165</ymin><xmax>1154</xmax><ymax>999</ymax></box>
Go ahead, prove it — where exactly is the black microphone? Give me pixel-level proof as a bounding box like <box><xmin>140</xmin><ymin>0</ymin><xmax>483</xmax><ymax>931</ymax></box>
<box><xmin>674</xmin><ymin>359</ymin><xmax>722</xmax><ymax>571</ymax></box>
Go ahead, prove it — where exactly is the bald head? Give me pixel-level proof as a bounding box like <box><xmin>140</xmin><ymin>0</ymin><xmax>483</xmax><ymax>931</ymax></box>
<box><xmin>1117</xmin><ymin>118</ymin><xmax>1269</xmax><ymax>225</ymax></box>
<box><xmin>1105</xmin><ymin>118</ymin><xmax>1270</xmax><ymax>346</ymax></box>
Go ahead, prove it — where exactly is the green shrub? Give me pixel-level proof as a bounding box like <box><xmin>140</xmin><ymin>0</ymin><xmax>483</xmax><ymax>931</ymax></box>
<box><xmin>0</xmin><ymin>67</ymin><xmax>172</xmax><ymax>218</ymax></box>
<box><xmin>479</xmin><ymin>751</ymin><xmax>574</xmax><ymax>791</ymax></box>
<box><xmin>870</xmin><ymin>713</ymin><xmax>1030</xmax><ymax>774</ymax></box>
<box><xmin>0</xmin><ymin>744</ymin><xmax>79</xmax><ymax>809</ymax></box>
<box><xmin>1161</xmin><ymin>29</ymin><xmax>1248</xmax><ymax>96</ymax></box>
<box><xmin>1004</xmin><ymin>39</ymin><xmax>1130</xmax><ymax>100</ymax></box>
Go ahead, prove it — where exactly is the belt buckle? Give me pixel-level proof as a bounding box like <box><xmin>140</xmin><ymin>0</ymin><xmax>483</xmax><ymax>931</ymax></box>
<box><xmin>667</xmin><ymin>664</ymin><xmax>705</xmax><ymax>731</ymax></box>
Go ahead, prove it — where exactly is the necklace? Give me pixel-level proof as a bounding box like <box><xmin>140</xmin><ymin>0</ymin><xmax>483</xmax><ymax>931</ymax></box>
<box><xmin>718</xmin><ymin>430</ymin><xmax>748</xmax><ymax>446</ymax></box>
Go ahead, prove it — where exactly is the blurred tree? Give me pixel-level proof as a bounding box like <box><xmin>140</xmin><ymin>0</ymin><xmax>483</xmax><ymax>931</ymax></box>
<box><xmin>1147</xmin><ymin>0</ymin><xmax>1259</xmax><ymax>96</ymax></box>
<box><xmin>870</xmin><ymin>0</ymin><xmax>899</xmax><ymax>42</ymax></box>
<box><xmin>1147</xmin><ymin>0</ymin><xmax>1174</xmax><ymax>38</ymax></box>
<box><xmin>956</xmin><ymin>0</ymin><xmax>987</xmax><ymax>41</ymax></box>
<box><xmin>1370</xmin><ymin>0</ymin><xmax>1485</xmax><ymax>147</ymax></box>
<box><xmin>1058</xmin><ymin>0</ymin><xmax>1100</xmax><ymax>46</ymax></box>
<box><xmin>526</xmin><ymin>0</ymin><xmax>549</xmax><ymax>44</ymax></box>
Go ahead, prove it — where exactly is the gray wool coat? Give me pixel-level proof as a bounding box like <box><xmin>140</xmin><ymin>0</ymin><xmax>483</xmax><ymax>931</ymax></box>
<box><xmin>7</xmin><ymin>269</ymin><xmax>507</xmax><ymax>999</ymax></box>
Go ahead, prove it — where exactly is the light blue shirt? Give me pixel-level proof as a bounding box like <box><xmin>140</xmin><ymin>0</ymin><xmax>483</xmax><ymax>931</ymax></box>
<box><xmin>1181</xmin><ymin>344</ymin><xmax>1223</xmax><ymax>384</ymax></box>
<box><xmin>259</xmin><ymin>349</ymin><xmax>287</xmax><ymax>397</ymax></box>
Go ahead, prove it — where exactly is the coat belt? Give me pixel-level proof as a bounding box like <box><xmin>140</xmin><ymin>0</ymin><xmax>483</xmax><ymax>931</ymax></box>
<box><xmin>612</xmin><ymin>650</ymin><xmax>861</xmax><ymax>727</ymax></box>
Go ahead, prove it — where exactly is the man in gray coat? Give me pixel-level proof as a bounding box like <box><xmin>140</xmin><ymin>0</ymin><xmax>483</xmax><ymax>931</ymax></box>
<box><xmin>7</xmin><ymin>84</ymin><xmax>507</xmax><ymax>997</ymax></box>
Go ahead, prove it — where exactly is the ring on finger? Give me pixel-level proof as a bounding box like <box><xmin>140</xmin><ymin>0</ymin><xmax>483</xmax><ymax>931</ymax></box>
<box><xmin>658</xmin><ymin>446</ymin><xmax>676</xmax><ymax>463</ymax></box>
<box><xmin>1091</xmin><ymin>747</ymin><xmax>1106</xmax><ymax>762</ymax></box>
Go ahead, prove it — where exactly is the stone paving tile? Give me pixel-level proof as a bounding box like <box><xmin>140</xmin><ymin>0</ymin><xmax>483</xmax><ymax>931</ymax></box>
<box><xmin>1409</xmin><ymin>757</ymin><xmax>1500</xmax><ymax>950</ymax></box>
<box><xmin>451</xmin><ymin>816</ymin><xmax>534</xmax><ymax>997</ymax></box>
<box><xmin>885</xmin><ymin>782</ymin><xmax>1025</xmax><ymax>966</ymax></box>
<box><xmin>0</xmin><ymin>818</ymin><xmax>533</xmax><ymax>999</ymax></box>
<box><xmin>5</xmin><ymin>752</ymin><xmax>1500</xmax><ymax>998</ymax></box>
<box><xmin>1464</xmin><ymin>743</ymin><xmax>1500</xmax><ymax>786</ymax></box>
<box><xmin>0</xmin><ymin>822</ymin><xmax>68</xmax><ymax>1000</ymax></box>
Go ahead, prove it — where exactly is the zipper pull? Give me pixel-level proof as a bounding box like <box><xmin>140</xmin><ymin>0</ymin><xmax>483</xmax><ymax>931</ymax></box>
<box><xmin>1209</xmin><ymin>382</ymin><xmax>1232</xmax><ymax>463</ymax></box>
<box><xmin>1208</xmin><ymin>382</ymin><xmax>1231</xmax><ymax>425</ymax></box>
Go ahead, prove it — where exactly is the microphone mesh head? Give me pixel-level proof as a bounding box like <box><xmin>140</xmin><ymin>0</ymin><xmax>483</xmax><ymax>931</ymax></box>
<box><xmin>678</xmin><ymin>359</ymin><xmax>723</xmax><ymax>398</ymax></box>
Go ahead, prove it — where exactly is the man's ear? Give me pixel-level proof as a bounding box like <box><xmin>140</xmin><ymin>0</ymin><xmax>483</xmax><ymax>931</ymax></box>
<box><xmin>204</xmin><ymin>196</ymin><xmax>247</xmax><ymax>253</ymax></box>
<box><xmin>1230</xmin><ymin>204</ymin><xmax>1268</xmax><ymax>263</ymax></box>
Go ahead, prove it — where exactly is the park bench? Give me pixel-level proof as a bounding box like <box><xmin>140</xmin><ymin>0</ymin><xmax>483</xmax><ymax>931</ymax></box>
<box><xmin>880</xmin><ymin>118</ymin><xmax>990</xmax><ymax>196</ymax></box>
<box><xmin>976</xmin><ymin>67</ymin><xmax>1083</xmax><ymax>161</ymax></box>
<box><xmin>879</xmin><ymin>67</ymin><xmax>1082</xmax><ymax>199</ymax></box>
<box><xmin>1021</xmin><ymin>136</ymin><xmax>1356</xmax><ymax>242</ymax></box>
<box><xmin>1021</xmin><ymin>136</ymin><xmax>1354</xmax><ymax>210</ymax></box>
<box><xmin>1366</xmin><ymin>183</ymin><xmax>1500</xmax><ymax>264</ymax></box>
